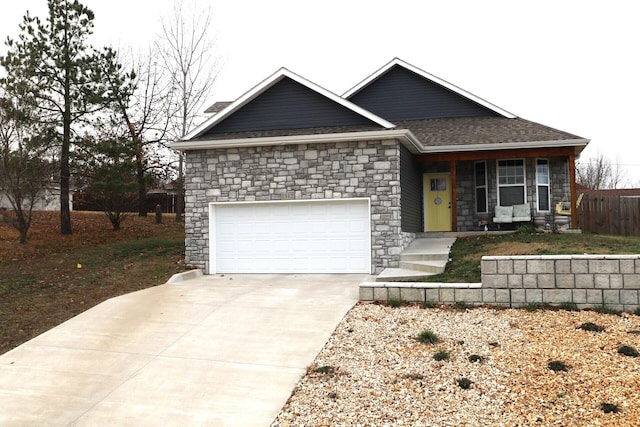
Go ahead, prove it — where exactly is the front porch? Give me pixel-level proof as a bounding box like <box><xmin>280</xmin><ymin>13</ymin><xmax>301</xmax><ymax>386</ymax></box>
<box><xmin>405</xmin><ymin>146</ymin><xmax>580</xmax><ymax>233</ymax></box>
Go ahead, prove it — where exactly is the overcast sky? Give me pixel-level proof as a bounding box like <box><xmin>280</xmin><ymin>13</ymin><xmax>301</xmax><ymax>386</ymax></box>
<box><xmin>2</xmin><ymin>0</ymin><xmax>639</xmax><ymax>186</ymax></box>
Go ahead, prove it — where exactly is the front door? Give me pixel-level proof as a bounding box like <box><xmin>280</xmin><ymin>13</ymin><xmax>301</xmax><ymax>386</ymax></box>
<box><xmin>423</xmin><ymin>174</ymin><xmax>452</xmax><ymax>232</ymax></box>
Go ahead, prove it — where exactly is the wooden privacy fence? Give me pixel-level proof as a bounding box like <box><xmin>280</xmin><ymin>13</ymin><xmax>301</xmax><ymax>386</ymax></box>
<box><xmin>576</xmin><ymin>194</ymin><xmax>640</xmax><ymax>236</ymax></box>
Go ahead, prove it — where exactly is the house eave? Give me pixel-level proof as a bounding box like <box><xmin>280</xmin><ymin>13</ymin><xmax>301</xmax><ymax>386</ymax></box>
<box><xmin>171</xmin><ymin>129</ymin><xmax>424</xmax><ymax>153</ymax></box>
<box><xmin>420</xmin><ymin>138</ymin><xmax>590</xmax><ymax>155</ymax></box>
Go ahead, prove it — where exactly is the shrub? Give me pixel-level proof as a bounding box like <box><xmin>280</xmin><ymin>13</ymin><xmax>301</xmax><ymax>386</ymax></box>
<box><xmin>388</xmin><ymin>297</ymin><xmax>403</xmax><ymax>308</ymax></box>
<box><xmin>416</xmin><ymin>329</ymin><xmax>440</xmax><ymax>344</ymax></box>
<box><xmin>314</xmin><ymin>365</ymin><xmax>336</xmax><ymax>375</ymax></box>
<box><xmin>617</xmin><ymin>345</ymin><xmax>639</xmax><ymax>357</ymax></box>
<box><xmin>524</xmin><ymin>302</ymin><xmax>551</xmax><ymax>312</ymax></box>
<box><xmin>548</xmin><ymin>360</ymin><xmax>568</xmax><ymax>372</ymax></box>
<box><xmin>453</xmin><ymin>301</ymin><xmax>471</xmax><ymax>311</ymax></box>
<box><xmin>457</xmin><ymin>377</ymin><xmax>473</xmax><ymax>389</ymax></box>
<box><xmin>433</xmin><ymin>350</ymin><xmax>450</xmax><ymax>361</ymax></box>
<box><xmin>559</xmin><ymin>302</ymin><xmax>578</xmax><ymax>311</ymax></box>
<box><xmin>594</xmin><ymin>305</ymin><xmax>621</xmax><ymax>316</ymax></box>
<box><xmin>468</xmin><ymin>354</ymin><xmax>484</xmax><ymax>363</ymax></box>
<box><xmin>578</xmin><ymin>322</ymin><xmax>605</xmax><ymax>332</ymax></box>
<box><xmin>634</xmin><ymin>307</ymin><xmax>640</xmax><ymax>316</ymax></box>
<box><xmin>601</xmin><ymin>402</ymin><xmax>620</xmax><ymax>414</ymax></box>
<box><xmin>422</xmin><ymin>300</ymin><xmax>436</xmax><ymax>309</ymax></box>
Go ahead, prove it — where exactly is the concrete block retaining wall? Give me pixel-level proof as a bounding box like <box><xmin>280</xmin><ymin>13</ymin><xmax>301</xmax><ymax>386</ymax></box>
<box><xmin>360</xmin><ymin>255</ymin><xmax>640</xmax><ymax>312</ymax></box>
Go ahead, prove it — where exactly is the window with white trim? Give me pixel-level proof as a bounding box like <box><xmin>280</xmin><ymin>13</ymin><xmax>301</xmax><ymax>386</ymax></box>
<box><xmin>497</xmin><ymin>159</ymin><xmax>525</xmax><ymax>206</ymax></box>
<box><xmin>475</xmin><ymin>161</ymin><xmax>487</xmax><ymax>213</ymax></box>
<box><xmin>536</xmin><ymin>159</ymin><xmax>550</xmax><ymax>211</ymax></box>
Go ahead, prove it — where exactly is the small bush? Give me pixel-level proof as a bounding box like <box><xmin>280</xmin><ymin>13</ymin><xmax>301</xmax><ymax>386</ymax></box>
<box><xmin>617</xmin><ymin>345</ymin><xmax>639</xmax><ymax>357</ymax></box>
<box><xmin>388</xmin><ymin>297</ymin><xmax>403</xmax><ymax>308</ymax></box>
<box><xmin>601</xmin><ymin>402</ymin><xmax>620</xmax><ymax>414</ymax></box>
<box><xmin>594</xmin><ymin>305</ymin><xmax>621</xmax><ymax>316</ymax></box>
<box><xmin>457</xmin><ymin>377</ymin><xmax>473</xmax><ymax>389</ymax></box>
<box><xmin>314</xmin><ymin>365</ymin><xmax>336</xmax><ymax>375</ymax></box>
<box><xmin>453</xmin><ymin>301</ymin><xmax>471</xmax><ymax>311</ymax></box>
<box><xmin>416</xmin><ymin>329</ymin><xmax>440</xmax><ymax>344</ymax></box>
<box><xmin>433</xmin><ymin>350</ymin><xmax>450</xmax><ymax>361</ymax></box>
<box><xmin>524</xmin><ymin>302</ymin><xmax>551</xmax><ymax>312</ymax></box>
<box><xmin>578</xmin><ymin>322</ymin><xmax>605</xmax><ymax>332</ymax></box>
<box><xmin>548</xmin><ymin>360</ymin><xmax>568</xmax><ymax>372</ymax></box>
<box><xmin>422</xmin><ymin>300</ymin><xmax>436</xmax><ymax>309</ymax></box>
<box><xmin>634</xmin><ymin>307</ymin><xmax>640</xmax><ymax>316</ymax></box>
<box><xmin>468</xmin><ymin>354</ymin><xmax>484</xmax><ymax>363</ymax></box>
<box><xmin>559</xmin><ymin>302</ymin><xmax>578</xmax><ymax>311</ymax></box>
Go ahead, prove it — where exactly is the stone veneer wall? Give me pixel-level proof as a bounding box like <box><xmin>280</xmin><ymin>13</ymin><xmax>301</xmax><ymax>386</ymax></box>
<box><xmin>360</xmin><ymin>254</ymin><xmax>640</xmax><ymax>312</ymax></box>
<box><xmin>184</xmin><ymin>139</ymin><xmax>415</xmax><ymax>274</ymax></box>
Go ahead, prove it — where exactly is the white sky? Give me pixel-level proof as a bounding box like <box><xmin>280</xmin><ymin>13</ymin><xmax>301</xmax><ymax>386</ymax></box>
<box><xmin>2</xmin><ymin>0</ymin><xmax>639</xmax><ymax>186</ymax></box>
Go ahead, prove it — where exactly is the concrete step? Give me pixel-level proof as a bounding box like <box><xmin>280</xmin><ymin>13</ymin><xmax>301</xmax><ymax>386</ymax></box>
<box><xmin>376</xmin><ymin>268</ymin><xmax>435</xmax><ymax>282</ymax></box>
<box><xmin>400</xmin><ymin>252</ymin><xmax>449</xmax><ymax>262</ymax></box>
<box><xmin>399</xmin><ymin>260</ymin><xmax>447</xmax><ymax>274</ymax></box>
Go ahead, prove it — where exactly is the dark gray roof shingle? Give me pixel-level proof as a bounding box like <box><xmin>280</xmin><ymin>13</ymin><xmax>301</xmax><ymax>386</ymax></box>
<box><xmin>395</xmin><ymin>117</ymin><xmax>584</xmax><ymax>147</ymax></box>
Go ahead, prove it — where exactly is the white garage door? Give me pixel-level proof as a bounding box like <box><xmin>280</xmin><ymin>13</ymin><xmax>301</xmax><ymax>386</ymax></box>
<box><xmin>211</xmin><ymin>199</ymin><xmax>370</xmax><ymax>273</ymax></box>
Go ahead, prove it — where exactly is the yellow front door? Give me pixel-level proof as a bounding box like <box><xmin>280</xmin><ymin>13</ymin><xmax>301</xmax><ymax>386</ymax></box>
<box><xmin>424</xmin><ymin>174</ymin><xmax>452</xmax><ymax>232</ymax></box>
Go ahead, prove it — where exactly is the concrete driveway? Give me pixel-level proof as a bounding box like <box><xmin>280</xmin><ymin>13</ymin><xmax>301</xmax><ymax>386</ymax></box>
<box><xmin>0</xmin><ymin>273</ymin><xmax>368</xmax><ymax>426</ymax></box>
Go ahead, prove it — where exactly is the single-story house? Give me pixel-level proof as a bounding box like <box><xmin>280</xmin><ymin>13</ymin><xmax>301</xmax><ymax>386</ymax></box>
<box><xmin>173</xmin><ymin>58</ymin><xmax>589</xmax><ymax>275</ymax></box>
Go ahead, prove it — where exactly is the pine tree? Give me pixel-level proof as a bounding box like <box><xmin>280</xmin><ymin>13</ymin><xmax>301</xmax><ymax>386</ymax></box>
<box><xmin>1</xmin><ymin>0</ymin><xmax>121</xmax><ymax>234</ymax></box>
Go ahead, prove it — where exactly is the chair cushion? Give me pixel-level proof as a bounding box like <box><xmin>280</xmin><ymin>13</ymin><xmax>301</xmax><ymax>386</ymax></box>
<box><xmin>513</xmin><ymin>203</ymin><xmax>530</xmax><ymax>219</ymax></box>
<box><xmin>495</xmin><ymin>205</ymin><xmax>513</xmax><ymax>218</ymax></box>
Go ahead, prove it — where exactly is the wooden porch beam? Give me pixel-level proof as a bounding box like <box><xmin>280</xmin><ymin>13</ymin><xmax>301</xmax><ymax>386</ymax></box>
<box><xmin>569</xmin><ymin>151</ymin><xmax>577</xmax><ymax>228</ymax></box>
<box><xmin>451</xmin><ymin>160</ymin><xmax>457</xmax><ymax>231</ymax></box>
<box><xmin>415</xmin><ymin>146</ymin><xmax>575</xmax><ymax>163</ymax></box>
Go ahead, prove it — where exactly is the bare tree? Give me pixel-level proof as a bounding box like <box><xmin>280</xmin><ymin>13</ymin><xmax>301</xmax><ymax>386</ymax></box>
<box><xmin>577</xmin><ymin>152</ymin><xmax>630</xmax><ymax>189</ymax></box>
<box><xmin>103</xmin><ymin>47</ymin><xmax>174</xmax><ymax>216</ymax></box>
<box><xmin>158</xmin><ymin>0</ymin><xmax>222</xmax><ymax>222</ymax></box>
<box><xmin>0</xmin><ymin>97</ymin><xmax>55</xmax><ymax>243</ymax></box>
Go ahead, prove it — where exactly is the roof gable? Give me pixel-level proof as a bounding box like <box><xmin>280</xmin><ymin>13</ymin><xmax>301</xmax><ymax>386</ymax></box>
<box><xmin>183</xmin><ymin>68</ymin><xmax>394</xmax><ymax>140</ymax></box>
<box><xmin>344</xmin><ymin>58</ymin><xmax>515</xmax><ymax>120</ymax></box>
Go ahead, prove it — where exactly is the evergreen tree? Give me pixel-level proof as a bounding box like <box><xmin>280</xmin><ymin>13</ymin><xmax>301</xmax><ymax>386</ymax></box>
<box><xmin>1</xmin><ymin>0</ymin><xmax>123</xmax><ymax>234</ymax></box>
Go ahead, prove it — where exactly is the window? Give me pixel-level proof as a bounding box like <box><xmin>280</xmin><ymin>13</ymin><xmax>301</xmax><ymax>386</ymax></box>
<box><xmin>536</xmin><ymin>159</ymin><xmax>550</xmax><ymax>211</ymax></box>
<box><xmin>475</xmin><ymin>161</ymin><xmax>487</xmax><ymax>213</ymax></box>
<box><xmin>497</xmin><ymin>159</ymin><xmax>525</xmax><ymax>206</ymax></box>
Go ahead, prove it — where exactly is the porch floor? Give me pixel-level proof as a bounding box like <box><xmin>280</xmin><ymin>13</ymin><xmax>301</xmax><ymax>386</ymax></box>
<box><xmin>377</xmin><ymin>237</ymin><xmax>456</xmax><ymax>282</ymax></box>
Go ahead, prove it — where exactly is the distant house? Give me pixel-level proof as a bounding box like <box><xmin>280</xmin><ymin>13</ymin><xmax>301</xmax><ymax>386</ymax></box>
<box><xmin>0</xmin><ymin>186</ymin><xmax>72</xmax><ymax>211</ymax></box>
<box><xmin>173</xmin><ymin>58</ymin><xmax>589</xmax><ymax>275</ymax></box>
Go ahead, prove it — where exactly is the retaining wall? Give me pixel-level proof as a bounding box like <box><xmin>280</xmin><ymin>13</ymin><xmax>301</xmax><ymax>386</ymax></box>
<box><xmin>360</xmin><ymin>255</ymin><xmax>640</xmax><ymax>312</ymax></box>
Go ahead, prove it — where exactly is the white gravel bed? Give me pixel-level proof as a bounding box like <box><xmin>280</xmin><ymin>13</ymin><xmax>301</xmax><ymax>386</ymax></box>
<box><xmin>273</xmin><ymin>303</ymin><xmax>640</xmax><ymax>427</ymax></box>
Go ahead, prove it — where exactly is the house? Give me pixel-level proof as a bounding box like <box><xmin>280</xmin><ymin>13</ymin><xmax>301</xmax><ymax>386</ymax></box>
<box><xmin>173</xmin><ymin>58</ymin><xmax>589</xmax><ymax>275</ymax></box>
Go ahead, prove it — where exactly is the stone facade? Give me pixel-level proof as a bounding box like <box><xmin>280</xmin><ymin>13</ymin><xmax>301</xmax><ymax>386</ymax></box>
<box><xmin>184</xmin><ymin>139</ymin><xmax>415</xmax><ymax>274</ymax></box>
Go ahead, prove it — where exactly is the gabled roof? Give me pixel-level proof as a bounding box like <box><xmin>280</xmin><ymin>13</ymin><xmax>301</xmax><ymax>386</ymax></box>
<box><xmin>343</xmin><ymin>58</ymin><xmax>516</xmax><ymax>119</ymax></box>
<box><xmin>182</xmin><ymin>68</ymin><xmax>395</xmax><ymax>141</ymax></box>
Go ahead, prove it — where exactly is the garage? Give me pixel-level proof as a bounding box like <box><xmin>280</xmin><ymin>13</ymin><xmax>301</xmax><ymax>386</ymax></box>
<box><xmin>210</xmin><ymin>199</ymin><xmax>371</xmax><ymax>273</ymax></box>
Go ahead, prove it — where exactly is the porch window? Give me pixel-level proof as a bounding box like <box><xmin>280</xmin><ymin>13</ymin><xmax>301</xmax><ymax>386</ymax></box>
<box><xmin>475</xmin><ymin>161</ymin><xmax>487</xmax><ymax>213</ymax></box>
<box><xmin>497</xmin><ymin>159</ymin><xmax>525</xmax><ymax>206</ymax></box>
<box><xmin>536</xmin><ymin>159</ymin><xmax>550</xmax><ymax>211</ymax></box>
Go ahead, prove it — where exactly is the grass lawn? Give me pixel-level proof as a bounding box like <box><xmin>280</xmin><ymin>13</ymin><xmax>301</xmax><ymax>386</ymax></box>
<box><xmin>424</xmin><ymin>228</ymin><xmax>640</xmax><ymax>283</ymax></box>
<box><xmin>0</xmin><ymin>211</ymin><xmax>187</xmax><ymax>355</ymax></box>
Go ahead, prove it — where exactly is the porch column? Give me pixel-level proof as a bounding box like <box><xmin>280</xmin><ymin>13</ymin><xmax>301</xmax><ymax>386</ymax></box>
<box><xmin>451</xmin><ymin>160</ymin><xmax>457</xmax><ymax>231</ymax></box>
<box><xmin>569</xmin><ymin>152</ymin><xmax>577</xmax><ymax>228</ymax></box>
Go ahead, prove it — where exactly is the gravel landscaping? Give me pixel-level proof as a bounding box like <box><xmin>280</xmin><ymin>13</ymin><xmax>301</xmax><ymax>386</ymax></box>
<box><xmin>273</xmin><ymin>303</ymin><xmax>640</xmax><ymax>426</ymax></box>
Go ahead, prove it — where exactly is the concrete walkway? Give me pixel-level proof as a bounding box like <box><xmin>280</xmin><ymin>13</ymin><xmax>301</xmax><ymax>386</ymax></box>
<box><xmin>0</xmin><ymin>274</ymin><xmax>368</xmax><ymax>426</ymax></box>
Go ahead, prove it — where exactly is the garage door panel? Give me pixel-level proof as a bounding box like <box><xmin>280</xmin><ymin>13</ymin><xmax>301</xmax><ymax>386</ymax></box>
<box><xmin>213</xmin><ymin>200</ymin><xmax>370</xmax><ymax>273</ymax></box>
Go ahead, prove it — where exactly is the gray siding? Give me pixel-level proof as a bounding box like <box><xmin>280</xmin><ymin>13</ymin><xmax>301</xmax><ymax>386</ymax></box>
<box><xmin>348</xmin><ymin>66</ymin><xmax>500</xmax><ymax>121</ymax></box>
<box><xmin>204</xmin><ymin>77</ymin><xmax>375</xmax><ymax>135</ymax></box>
<box><xmin>400</xmin><ymin>145</ymin><xmax>422</xmax><ymax>232</ymax></box>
